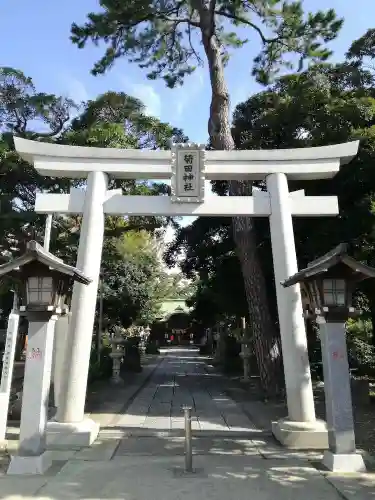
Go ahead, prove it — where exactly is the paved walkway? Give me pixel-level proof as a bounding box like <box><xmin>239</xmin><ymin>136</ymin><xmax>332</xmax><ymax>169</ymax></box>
<box><xmin>0</xmin><ymin>347</ymin><xmax>374</xmax><ymax>499</ymax></box>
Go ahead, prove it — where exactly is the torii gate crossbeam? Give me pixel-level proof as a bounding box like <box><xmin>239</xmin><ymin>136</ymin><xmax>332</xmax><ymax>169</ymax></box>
<box><xmin>35</xmin><ymin>189</ymin><xmax>339</xmax><ymax>217</ymax></box>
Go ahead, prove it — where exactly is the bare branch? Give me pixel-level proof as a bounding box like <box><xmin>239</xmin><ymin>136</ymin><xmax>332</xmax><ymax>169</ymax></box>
<box><xmin>215</xmin><ymin>10</ymin><xmax>277</xmax><ymax>45</ymax></box>
<box><xmin>187</xmin><ymin>20</ymin><xmax>202</xmax><ymax>65</ymax></box>
<box><xmin>159</xmin><ymin>15</ymin><xmax>200</xmax><ymax>27</ymax></box>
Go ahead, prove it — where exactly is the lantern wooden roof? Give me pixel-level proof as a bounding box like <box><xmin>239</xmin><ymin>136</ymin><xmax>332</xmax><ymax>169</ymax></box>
<box><xmin>282</xmin><ymin>243</ymin><xmax>375</xmax><ymax>288</ymax></box>
<box><xmin>0</xmin><ymin>240</ymin><xmax>91</xmax><ymax>285</ymax></box>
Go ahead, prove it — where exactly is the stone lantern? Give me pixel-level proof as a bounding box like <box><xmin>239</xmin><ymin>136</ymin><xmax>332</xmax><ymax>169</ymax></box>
<box><xmin>0</xmin><ymin>241</ymin><xmax>91</xmax><ymax>475</ymax></box>
<box><xmin>239</xmin><ymin>317</ymin><xmax>251</xmax><ymax>382</ymax></box>
<box><xmin>285</xmin><ymin>243</ymin><xmax>372</xmax><ymax>321</ymax></box>
<box><xmin>282</xmin><ymin>243</ymin><xmax>375</xmax><ymax>473</ymax></box>
<box><xmin>109</xmin><ymin>326</ymin><xmax>126</xmax><ymax>384</ymax></box>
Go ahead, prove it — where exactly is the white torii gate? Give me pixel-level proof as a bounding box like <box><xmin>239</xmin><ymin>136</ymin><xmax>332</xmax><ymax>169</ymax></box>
<box><xmin>14</xmin><ymin>137</ymin><xmax>359</xmax><ymax>449</ymax></box>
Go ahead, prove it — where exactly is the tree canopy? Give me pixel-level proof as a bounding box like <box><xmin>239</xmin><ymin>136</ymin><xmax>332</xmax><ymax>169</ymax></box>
<box><xmin>167</xmin><ymin>37</ymin><xmax>375</xmax><ymax>345</ymax></box>
<box><xmin>69</xmin><ymin>0</ymin><xmax>347</xmax><ymax>393</ymax></box>
<box><xmin>71</xmin><ymin>1</ymin><xmax>342</xmax><ymax>87</ymax></box>
<box><xmin>0</xmin><ymin>67</ymin><xmax>189</xmax><ymax>328</ymax></box>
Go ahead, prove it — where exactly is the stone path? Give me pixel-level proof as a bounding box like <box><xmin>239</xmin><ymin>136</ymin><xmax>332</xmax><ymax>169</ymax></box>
<box><xmin>0</xmin><ymin>347</ymin><xmax>374</xmax><ymax>499</ymax></box>
<box><xmin>112</xmin><ymin>347</ymin><xmax>257</xmax><ymax>434</ymax></box>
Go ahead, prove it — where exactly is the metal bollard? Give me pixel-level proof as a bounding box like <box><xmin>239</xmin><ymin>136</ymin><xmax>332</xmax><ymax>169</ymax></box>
<box><xmin>182</xmin><ymin>405</ymin><xmax>193</xmax><ymax>472</ymax></box>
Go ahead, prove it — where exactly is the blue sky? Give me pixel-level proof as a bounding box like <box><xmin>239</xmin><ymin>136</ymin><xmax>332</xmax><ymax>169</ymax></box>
<box><xmin>1</xmin><ymin>1</ymin><xmax>375</xmax><ymax>144</ymax></box>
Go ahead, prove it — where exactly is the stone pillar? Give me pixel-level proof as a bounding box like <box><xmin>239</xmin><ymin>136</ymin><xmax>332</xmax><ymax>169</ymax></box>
<box><xmin>213</xmin><ymin>325</ymin><xmax>225</xmax><ymax>364</ymax></box>
<box><xmin>52</xmin><ymin>312</ymin><xmax>71</xmax><ymax>409</ymax></box>
<box><xmin>319</xmin><ymin>319</ymin><xmax>365</xmax><ymax>472</ymax></box>
<box><xmin>240</xmin><ymin>318</ymin><xmax>251</xmax><ymax>382</ymax></box>
<box><xmin>109</xmin><ymin>328</ymin><xmax>124</xmax><ymax>385</ymax></box>
<box><xmin>0</xmin><ymin>304</ymin><xmax>20</xmax><ymax>442</ymax></box>
<box><xmin>8</xmin><ymin>312</ymin><xmax>58</xmax><ymax>475</ymax></box>
<box><xmin>48</xmin><ymin>171</ymin><xmax>107</xmax><ymax>448</ymax></box>
<box><xmin>110</xmin><ymin>352</ymin><xmax>123</xmax><ymax>384</ymax></box>
<box><xmin>267</xmin><ymin>173</ymin><xmax>328</xmax><ymax>449</ymax></box>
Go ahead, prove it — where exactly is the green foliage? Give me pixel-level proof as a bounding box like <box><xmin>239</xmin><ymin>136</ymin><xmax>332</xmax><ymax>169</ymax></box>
<box><xmin>0</xmin><ymin>67</ymin><xmax>77</xmax><ymax>137</ymax></box>
<box><xmin>71</xmin><ymin>0</ymin><xmax>344</xmax><ymax>393</ymax></box>
<box><xmin>347</xmin><ymin>28</ymin><xmax>375</xmax><ymax>64</ymax></box>
<box><xmin>232</xmin><ymin>61</ymin><xmax>375</xmax><ymax>268</ymax></box>
<box><xmin>0</xmin><ymin>68</ymin><xmax>188</xmax><ymax>331</ymax></box>
<box><xmin>100</xmin><ymin>230</ymin><xmax>166</xmax><ymax>327</ymax></box>
<box><xmin>347</xmin><ymin>318</ymin><xmax>373</xmax><ymax>342</ymax></box>
<box><xmin>122</xmin><ymin>337</ymin><xmax>142</xmax><ymax>373</ymax></box>
<box><xmin>0</xmin><ymin>68</ymin><xmax>77</xmax><ymax>269</ymax></box>
<box><xmin>88</xmin><ymin>343</ymin><xmax>113</xmax><ymax>383</ymax></box>
<box><xmin>166</xmin><ymin>38</ymin><xmax>375</xmax><ymax>339</ymax></box>
<box><xmin>145</xmin><ymin>340</ymin><xmax>160</xmax><ymax>354</ymax></box>
<box><xmin>165</xmin><ymin>215</ymin><xmax>249</xmax><ymax>326</ymax></box>
<box><xmin>162</xmin><ymin>273</ymin><xmax>195</xmax><ymax>300</ymax></box>
<box><xmin>69</xmin><ymin>91</ymin><xmax>188</xmax><ymax>148</ymax></box>
<box><xmin>71</xmin><ymin>0</ymin><xmax>342</xmax><ymax>87</ymax></box>
<box><xmin>346</xmin><ymin>319</ymin><xmax>375</xmax><ymax>376</ymax></box>
<box><xmin>222</xmin><ymin>335</ymin><xmax>242</xmax><ymax>374</ymax></box>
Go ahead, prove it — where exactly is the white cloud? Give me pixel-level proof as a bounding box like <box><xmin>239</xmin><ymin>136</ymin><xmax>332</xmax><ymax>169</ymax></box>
<box><xmin>118</xmin><ymin>68</ymin><xmax>203</xmax><ymax>121</ymax></box>
<box><xmin>120</xmin><ymin>77</ymin><xmax>162</xmax><ymax>118</ymax></box>
<box><xmin>174</xmin><ymin>68</ymin><xmax>205</xmax><ymax>117</ymax></box>
<box><xmin>230</xmin><ymin>84</ymin><xmax>250</xmax><ymax>115</ymax></box>
<box><xmin>58</xmin><ymin>75</ymin><xmax>90</xmax><ymax>105</ymax></box>
<box><xmin>131</xmin><ymin>83</ymin><xmax>162</xmax><ymax>117</ymax></box>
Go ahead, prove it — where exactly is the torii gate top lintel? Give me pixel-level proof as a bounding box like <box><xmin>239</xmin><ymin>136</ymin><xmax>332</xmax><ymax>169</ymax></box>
<box><xmin>13</xmin><ymin>137</ymin><xmax>359</xmax><ymax>181</ymax></box>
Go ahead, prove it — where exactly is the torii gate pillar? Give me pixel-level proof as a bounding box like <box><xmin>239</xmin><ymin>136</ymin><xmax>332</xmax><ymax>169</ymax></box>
<box><xmin>267</xmin><ymin>173</ymin><xmax>328</xmax><ymax>447</ymax></box>
<box><xmin>14</xmin><ymin>137</ymin><xmax>359</xmax><ymax>449</ymax></box>
<box><xmin>48</xmin><ymin>171</ymin><xmax>108</xmax><ymax>447</ymax></box>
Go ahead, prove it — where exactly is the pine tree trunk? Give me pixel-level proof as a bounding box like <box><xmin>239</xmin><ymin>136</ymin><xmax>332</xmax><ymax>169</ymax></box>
<box><xmin>230</xmin><ymin>182</ymin><xmax>283</xmax><ymax>396</ymax></box>
<box><xmin>196</xmin><ymin>3</ymin><xmax>283</xmax><ymax>396</ymax></box>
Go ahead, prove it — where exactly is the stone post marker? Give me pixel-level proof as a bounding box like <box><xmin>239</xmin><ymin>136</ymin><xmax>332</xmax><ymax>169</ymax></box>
<box><xmin>0</xmin><ymin>296</ymin><xmax>19</xmax><ymax>443</ymax></box>
<box><xmin>318</xmin><ymin>318</ymin><xmax>364</xmax><ymax>472</ymax></box>
<box><xmin>51</xmin><ymin>310</ymin><xmax>70</xmax><ymax>410</ymax></box>
<box><xmin>8</xmin><ymin>311</ymin><xmax>58</xmax><ymax>474</ymax></box>
<box><xmin>240</xmin><ymin>317</ymin><xmax>251</xmax><ymax>382</ymax></box>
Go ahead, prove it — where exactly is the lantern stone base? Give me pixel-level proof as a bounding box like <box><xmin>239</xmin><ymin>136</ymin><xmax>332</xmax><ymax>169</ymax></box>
<box><xmin>110</xmin><ymin>376</ymin><xmax>124</xmax><ymax>385</ymax></box>
<box><xmin>272</xmin><ymin>418</ymin><xmax>329</xmax><ymax>449</ymax></box>
<box><xmin>322</xmin><ymin>450</ymin><xmax>366</xmax><ymax>473</ymax></box>
<box><xmin>7</xmin><ymin>452</ymin><xmax>52</xmax><ymax>475</ymax></box>
<box><xmin>46</xmin><ymin>418</ymin><xmax>99</xmax><ymax>449</ymax></box>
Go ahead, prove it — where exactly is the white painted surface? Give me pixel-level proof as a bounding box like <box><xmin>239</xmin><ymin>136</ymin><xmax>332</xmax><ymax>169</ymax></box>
<box><xmin>43</xmin><ymin>214</ymin><xmax>53</xmax><ymax>251</ymax></box>
<box><xmin>14</xmin><ymin>137</ymin><xmax>359</xmax><ymax>180</ymax></box>
<box><xmin>52</xmin><ymin>313</ymin><xmax>70</xmax><ymax>409</ymax></box>
<box><xmin>35</xmin><ymin>192</ymin><xmax>339</xmax><ymax>217</ymax></box>
<box><xmin>46</xmin><ymin>418</ymin><xmax>99</xmax><ymax>448</ymax></box>
<box><xmin>7</xmin><ymin>451</ymin><xmax>52</xmax><ymax>475</ymax></box>
<box><xmin>17</xmin><ymin>314</ymin><xmax>57</xmax><ymax>458</ymax></box>
<box><xmin>272</xmin><ymin>418</ymin><xmax>328</xmax><ymax>449</ymax></box>
<box><xmin>266</xmin><ymin>173</ymin><xmax>316</xmax><ymax>423</ymax></box>
<box><xmin>0</xmin><ymin>310</ymin><xmax>19</xmax><ymax>441</ymax></box>
<box><xmin>322</xmin><ymin>450</ymin><xmax>366</xmax><ymax>473</ymax></box>
<box><xmin>57</xmin><ymin>171</ymin><xmax>108</xmax><ymax>424</ymax></box>
<box><xmin>171</xmin><ymin>144</ymin><xmax>206</xmax><ymax>202</ymax></box>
